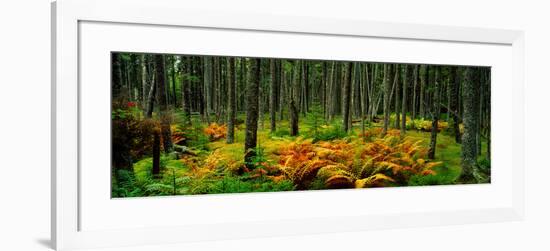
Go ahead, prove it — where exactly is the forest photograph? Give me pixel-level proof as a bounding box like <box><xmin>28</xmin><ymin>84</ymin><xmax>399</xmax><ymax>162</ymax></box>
<box><xmin>111</xmin><ymin>52</ymin><xmax>491</xmax><ymax>198</ymax></box>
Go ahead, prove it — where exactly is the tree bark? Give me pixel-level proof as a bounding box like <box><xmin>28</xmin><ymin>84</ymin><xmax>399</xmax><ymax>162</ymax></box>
<box><xmin>244</xmin><ymin>58</ymin><xmax>261</xmax><ymax>167</ymax></box>
<box><xmin>289</xmin><ymin>61</ymin><xmax>300</xmax><ymax>136</ymax></box>
<box><xmin>428</xmin><ymin>67</ymin><xmax>440</xmax><ymax>159</ymax></box>
<box><xmin>382</xmin><ymin>64</ymin><xmax>391</xmax><ymax>135</ymax></box>
<box><xmin>460</xmin><ymin>67</ymin><xmax>480</xmax><ymax>182</ymax></box>
<box><xmin>112</xmin><ymin>53</ymin><xmax>123</xmax><ymax>97</ymax></box>
<box><xmin>226</xmin><ymin>58</ymin><xmax>236</xmax><ymax>143</ymax></box>
<box><xmin>170</xmin><ymin>56</ymin><xmax>177</xmax><ymax>106</ymax></box>
<box><xmin>451</xmin><ymin>67</ymin><xmax>462</xmax><ymax>143</ymax></box>
<box><xmin>269</xmin><ymin>59</ymin><xmax>278</xmax><ymax>133</ymax></box>
<box><xmin>145</xmin><ymin>63</ymin><xmax>156</xmax><ymax>118</ymax></box>
<box><xmin>394</xmin><ymin>66</ymin><xmax>400</xmax><ymax>129</ymax></box>
<box><xmin>203</xmin><ymin>57</ymin><xmax>213</xmax><ymax>123</ymax></box>
<box><xmin>155</xmin><ymin>54</ymin><xmax>173</xmax><ymax>153</ymax></box>
<box><xmin>401</xmin><ymin>65</ymin><xmax>409</xmax><ymax>135</ymax></box>
<box><xmin>419</xmin><ymin>65</ymin><xmax>426</xmax><ymax>118</ymax></box>
<box><xmin>342</xmin><ymin>63</ymin><xmax>353</xmax><ymax>132</ymax></box>
<box><xmin>411</xmin><ymin>65</ymin><xmax>418</xmax><ymax>120</ymax></box>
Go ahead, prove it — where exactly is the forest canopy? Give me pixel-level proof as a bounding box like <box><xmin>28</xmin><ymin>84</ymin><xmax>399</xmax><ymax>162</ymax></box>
<box><xmin>111</xmin><ymin>52</ymin><xmax>491</xmax><ymax>197</ymax></box>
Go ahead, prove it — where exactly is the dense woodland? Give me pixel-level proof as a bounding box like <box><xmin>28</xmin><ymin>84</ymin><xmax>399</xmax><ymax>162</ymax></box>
<box><xmin>111</xmin><ymin>52</ymin><xmax>491</xmax><ymax>197</ymax></box>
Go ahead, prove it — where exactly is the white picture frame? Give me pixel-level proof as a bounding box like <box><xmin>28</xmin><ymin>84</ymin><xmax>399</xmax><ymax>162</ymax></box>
<box><xmin>52</xmin><ymin>0</ymin><xmax>525</xmax><ymax>250</ymax></box>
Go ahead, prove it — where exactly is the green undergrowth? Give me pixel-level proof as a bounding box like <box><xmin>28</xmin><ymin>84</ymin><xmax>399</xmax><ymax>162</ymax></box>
<box><xmin>112</xmin><ymin>112</ymin><xmax>490</xmax><ymax>197</ymax></box>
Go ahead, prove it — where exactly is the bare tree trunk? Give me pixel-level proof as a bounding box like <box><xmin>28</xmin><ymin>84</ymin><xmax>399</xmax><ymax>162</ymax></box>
<box><xmin>289</xmin><ymin>61</ymin><xmax>300</xmax><ymax>136</ymax></box>
<box><xmin>203</xmin><ymin>57</ymin><xmax>212</xmax><ymax>123</ymax></box>
<box><xmin>145</xmin><ymin>65</ymin><xmax>156</xmax><ymax>118</ymax></box>
<box><xmin>227</xmin><ymin>58</ymin><xmax>236</xmax><ymax>143</ymax></box>
<box><xmin>170</xmin><ymin>56</ymin><xmax>177</xmax><ymax>106</ymax></box>
<box><xmin>342</xmin><ymin>63</ymin><xmax>353</xmax><ymax>132</ymax></box>
<box><xmin>279</xmin><ymin>61</ymin><xmax>286</xmax><ymax>121</ymax></box>
<box><xmin>451</xmin><ymin>67</ymin><xmax>462</xmax><ymax>143</ymax></box>
<box><xmin>460</xmin><ymin>67</ymin><xmax>480</xmax><ymax>182</ymax></box>
<box><xmin>269</xmin><ymin>59</ymin><xmax>278</xmax><ymax>133</ymax></box>
<box><xmin>419</xmin><ymin>65</ymin><xmax>426</xmax><ymax>118</ymax></box>
<box><xmin>360</xmin><ymin>63</ymin><xmax>367</xmax><ymax>141</ymax></box>
<box><xmin>382</xmin><ymin>64</ymin><xmax>391</xmax><ymax>135</ymax></box>
<box><xmin>394</xmin><ymin>66</ymin><xmax>400</xmax><ymax>129</ymax></box>
<box><xmin>141</xmin><ymin>55</ymin><xmax>148</xmax><ymax>107</ymax></box>
<box><xmin>244</xmin><ymin>58</ymin><xmax>261</xmax><ymax>167</ymax></box>
<box><xmin>401</xmin><ymin>65</ymin><xmax>409</xmax><ymax>135</ymax></box>
<box><xmin>428</xmin><ymin>67</ymin><xmax>440</xmax><ymax>159</ymax></box>
<box><xmin>155</xmin><ymin>54</ymin><xmax>173</xmax><ymax>153</ymax></box>
<box><xmin>411</xmin><ymin>65</ymin><xmax>418</xmax><ymax>120</ymax></box>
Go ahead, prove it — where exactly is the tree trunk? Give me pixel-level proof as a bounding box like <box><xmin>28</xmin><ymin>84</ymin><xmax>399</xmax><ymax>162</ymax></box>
<box><xmin>411</xmin><ymin>65</ymin><xmax>418</xmax><ymax>120</ymax></box>
<box><xmin>269</xmin><ymin>59</ymin><xmax>278</xmax><ymax>133</ymax></box>
<box><xmin>360</xmin><ymin>63</ymin><xmax>367</xmax><ymax>141</ymax></box>
<box><xmin>394</xmin><ymin>66</ymin><xmax>400</xmax><ymax>129</ymax></box>
<box><xmin>342</xmin><ymin>63</ymin><xmax>353</xmax><ymax>132</ymax></box>
<box><xmin>145</xmin><ymin>64</ymin><xmax>156</xmax><ymax>118</ymax></box>
<box><xmin>244</xmin><ymin>58</ymin><xmax>261</xmax><ymax>167</ymax></box>
<box><xmin>180</xmin><ymin>56</ymin><xmax>192</xmax><ymax>124</ymax></box>
<box><xmin>428</xmin><ymin>67</ymin><xmax>440</xmax><ymax>159</ymax></box>
<box><xmin>170</xmin><ymin>56</ymin><xmax>177</xmax><ymax>106</ymax></box>
<box><xmin>227</xmin><ymin>58</ymin><xmax>236</xmax><ymax>143</ymax></box>
<box><xmin>382</xmin><ymin>64</ymin><xmax>391</xmax><ymax>135</ymax></box>
<box><xmin>401</xmin><ymin>65</ymin><xmax>409</xmax><ymax>135</ymax></box>
<box><xmin>112</xmin><ymin>53</ymin><xmax>123</xmax><ymax>97</ymax></box>
<box><xmin>289</xmin><ymin>61</ymin><xmax>300</xmax><ymax>136</ymax></box>
<box><xmin>451</xmin><ymin>67</ymin><xmax>462</xmax><ymax>143</ymax></box>
<box><xmin>477</xmin><ymin>69</ymin><xmax>483</xmax><ymax>156</ymax></box>
<box><xmin>460</xmin><ymin>67</ymin><xmax>479</xmax><ymax>182</ymax></box>
<box><xmin>203</xmin><ymin>57</ymin><xmax>213</xmax><ymax>123</ymax></box>
<box><xmin>419</xmin><ymin>65</ymin><xmax>426</xmax><ymax>118</ymax></box>
<box><xmin>155</xmin><ymin>54</ymin><xmax>173</xmax><ymax>153</ymax></box>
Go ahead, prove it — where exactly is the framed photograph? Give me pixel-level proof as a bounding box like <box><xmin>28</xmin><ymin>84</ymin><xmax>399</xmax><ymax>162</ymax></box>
<box><xmin>52</xmin><ymin>0</ymin><xmax>524</xmax><ymax>250</ymax></box>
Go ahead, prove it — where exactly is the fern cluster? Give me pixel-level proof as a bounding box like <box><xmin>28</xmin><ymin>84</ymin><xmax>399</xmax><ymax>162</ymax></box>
<box><xmin>275</xmin><ymin>134</ymin><xmax>441</xmax><ymax>190</ymax></box>
<box><xmin>204</xmin><ymin>123</ymin><xmax>227</xmax><ymax>141</ymax></box>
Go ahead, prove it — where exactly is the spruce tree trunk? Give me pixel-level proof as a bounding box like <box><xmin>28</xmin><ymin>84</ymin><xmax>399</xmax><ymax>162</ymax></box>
<box><xmin>411</xmin><ymin>65</ymin><xmax>418</xmax><ymax>120</ymax></box>
<box><xmin>382</xmin><ymin>64</ymin><xmax>391</xmax><ymax>135</ymax></box>
<box><xmin>170</xmin><ymin>56</ymin><xmax>177</xmax><ymax>106</ymax></box>
<box><xmin>361</xmin><ymin>64</ymin><xmax>367</xmax><ymax>141</ymax></box>
<box><xmin>112</xmin><ymin>53</ymin><xmax>123</xmax><ymax>97</ymax></box>
<box><xmin>155</xmin><ymin>54</ymin><xmax>173</xmax><ymax>153</ymax></box>
<box><xmin>460</xmin><ymin>67</ymin><xmax>479</xmax><ymax>182</ymax></box>
<box><xmin>145</xmin><ymin>64</ymin><xmax>156</xmax><ymax>118</ymax></box>
<box><xmin>203</xmin><ymin>57</ymin><xmax>213</xmax><ymax>123</ymax></box>
<box><xmin>141</xmin><ymin>55</ymin><xmax>148</xmax><ymax>106</ymax></box>
<box><xmin>279</xmin><ymin>61</ymin><xmax>285</xmax><ymax>121</ymax></box>
<box><xmin>451</xmin><ymin>67</ymin><xmax>462</xmax><ymax>143</ymax></box>
<box><xmin>226</xmin><ymin>58</ymin><xmax>236</xmax><ymax>143</ymax></box>
<box><xmin>419</xmin><ymin>65</ymin><xmax>426</xmax><ymax>118</ymax></box>
<box><xmin>342</xmin><ymin>63</ymin><xmax>353</xmax><ymax>132</ymax></box>
<box><xmin>401</xmin><ymin>65</ymin><xmax>409</xmax><ymax>135</ymax></box>
<box><xmin>180</xmin><ymin>56</ymin><xmax>192</xmax><ymax>124</ymax></box>
<box><xmin>477</xmin><ymin>69</ymin><xmax>483</xmax><ymax>156</ymax></box>
<box><xmin>289</xmin><ymin>61</ymin><xmax>300</xmax><ymax>136</ymax></box>
<box><xmin>428</xmin><ymin>68</ymin><xmax>440</xmax><ymax>159</ymax></box>
<box><xmin>394</xmin><ymin>67</ymin><xmax>400</xmax><ymax>129</ymax></box>
<box><xmin>244</xmin><ymin>58</ymin><xmax>261</xmax><ymax>167</ymax></box>
<box><xmin>269</xmin><ymin>59</ymin><xmax>278</xmax><ymax>133</ymax></box>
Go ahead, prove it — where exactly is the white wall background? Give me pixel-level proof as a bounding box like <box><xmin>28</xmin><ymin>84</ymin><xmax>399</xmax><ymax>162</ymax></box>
<box><xmin>0</xmin><ymin>0</ymin><xmax>547</xmax><ymax>250</ymax></box>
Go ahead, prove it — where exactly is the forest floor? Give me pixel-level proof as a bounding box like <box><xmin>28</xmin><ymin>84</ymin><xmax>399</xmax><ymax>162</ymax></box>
<box><xmin>113</xmin><ymin>111</ymin><xmax>488</xmax><ymax>197</ymax></box>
